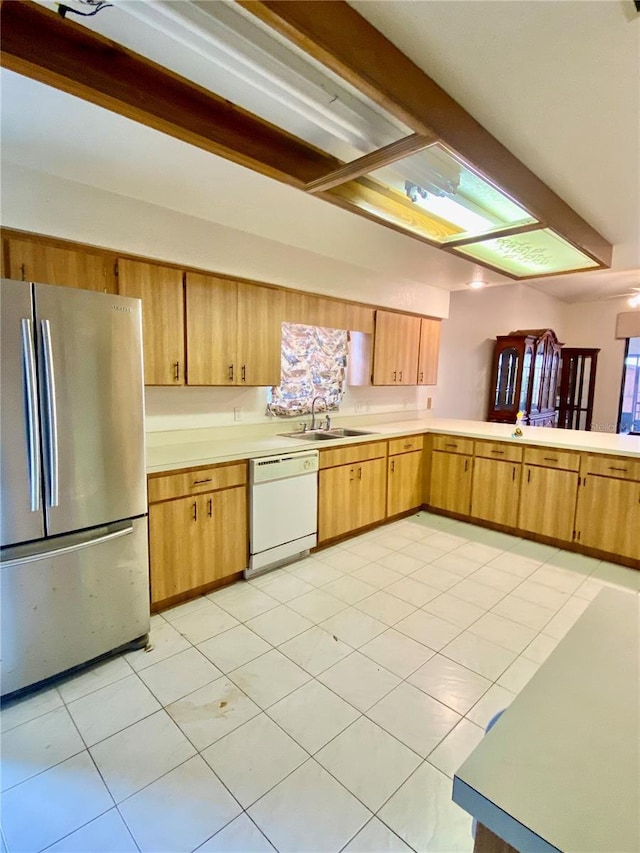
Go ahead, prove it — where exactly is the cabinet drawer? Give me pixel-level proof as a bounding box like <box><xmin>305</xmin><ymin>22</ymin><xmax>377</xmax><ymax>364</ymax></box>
<box><xmin>432</xmin><ymin>434</ymin><xmax>474</xmax><ymax>455</ymax></box>
<box><xmin>583</xmin><ymin>454</ymin><xmax>640</xmax><ymax>482</ymax></box>
<box><xmin>388</xmin><ymin>435</ymin><xmax>424</xmax><ymax>455</ymax></box>
<box><xmin>523</xmin><ymin>447</ymin><xmax>580</xmax><ymax>472</ymax></box>
<box><xmin>474</xmin><ymin>440</ymin><xmax>522</xmax><ymax>463</ymax></box>
<box><xmin>148</xmin><ymin>462</ymin><xmax>247</xmax><ymax>502</ymax></box>
<box><xmin>319</xmin><ymin>441</ymin><xmax>387</xmax><ymax>469</ymax></box>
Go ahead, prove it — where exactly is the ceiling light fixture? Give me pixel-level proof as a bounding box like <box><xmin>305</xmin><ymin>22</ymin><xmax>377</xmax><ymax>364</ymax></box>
<box><xmin>628</xmin><ymin>293</ymin><xmax>640</xmax><ymax>308</ymax></box>
<box><xmin>468</xmin><ymin>279</ymin><xmax>487</xmax><ymax>289</ymax></box>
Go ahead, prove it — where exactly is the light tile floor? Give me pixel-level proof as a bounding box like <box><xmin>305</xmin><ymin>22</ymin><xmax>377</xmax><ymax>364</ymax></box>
<box><xmin>2</xmin><ymin>511</ymin><xmax>639</xmax><ymax>853</ymax></box>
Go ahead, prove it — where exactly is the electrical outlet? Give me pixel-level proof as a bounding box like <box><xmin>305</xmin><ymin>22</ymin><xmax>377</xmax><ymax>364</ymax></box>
<box><xmin>426</xmin><ymin>397</ymin><xmax>432</xmax><ymax>410</ymax></box>
<box><xmin>234</xmin><ymin>407</ymin><xmax>242</xmax><ymax>422</ymax></box>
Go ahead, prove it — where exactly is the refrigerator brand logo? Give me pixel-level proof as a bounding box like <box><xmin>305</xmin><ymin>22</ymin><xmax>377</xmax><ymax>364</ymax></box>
<box><xmin>112</xmin><ymin>304</ymin><xmax>132</xmax><ymax>313</ymax></box>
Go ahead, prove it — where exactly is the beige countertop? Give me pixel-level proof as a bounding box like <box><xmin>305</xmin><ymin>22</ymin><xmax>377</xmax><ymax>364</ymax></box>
<box><xmin>146</xmin><ymin>415</ymin><xmax>640</xmax><ymax>473</ymax></box>
<box><xmin>453</xmin><ymin>587</ymin><xmax>640</xmax><ymax>853</ymax></box>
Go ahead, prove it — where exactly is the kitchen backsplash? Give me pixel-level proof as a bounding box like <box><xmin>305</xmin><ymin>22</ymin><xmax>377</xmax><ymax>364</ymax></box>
<box><xmin>144</xmin><ymin>384</ymin><xmax>435</xmax><ymax>432</ymax></box>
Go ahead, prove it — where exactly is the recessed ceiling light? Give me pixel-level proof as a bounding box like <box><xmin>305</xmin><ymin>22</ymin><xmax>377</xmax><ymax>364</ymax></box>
<box><xmin>628</xmin><ymin>293</ymin><xmax>640</xmax><ymax>308</ymax></box>
<box><xmin>468</xmin><ymin>279</ymin><xmax>487</xmax><ymax>289</ymax></box>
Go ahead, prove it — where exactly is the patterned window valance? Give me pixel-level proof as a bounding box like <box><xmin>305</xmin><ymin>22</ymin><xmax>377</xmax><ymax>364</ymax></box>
<box><xmin>269</xmin><ymin>323</ymin><xmax>348</xmax><ymax>416</ymax></box>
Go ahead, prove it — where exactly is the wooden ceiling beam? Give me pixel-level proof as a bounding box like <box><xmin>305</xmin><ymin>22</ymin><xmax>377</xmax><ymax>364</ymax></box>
<box><xmin>241</xmin><ymin>0</ymin><xmax>612</xmax><ymax>268</ymax></box>
<box><xmin>0</xmin><ymin>0</ymin><xmax>340</xmax><ymax>187</ymax></box>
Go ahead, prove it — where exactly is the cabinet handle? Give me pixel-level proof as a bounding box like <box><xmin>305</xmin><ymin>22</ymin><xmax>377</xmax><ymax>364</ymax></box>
<box><xmin>527</xmin><ymin>469</ymin><xmax>531</xmax><ymax>483</ymax></box>
<box><xmin>391</xmin><ymin>460</ymin><xmax>395</xmax><ymax>473</ymax></box>
<box><xmin>419</xmin><ymin>371</ymin><xmax>423</xmax><ymax>383</ymax></box>
<box><xmin>193</xmin><ymin>478</ymin><xmax>212</xmax><ymax>486</ymax></box>
<box><xmin>173</xmin><ymin>361</ymin><xmax>180</xmax><ymax>382</ymax></box>
<box><xmin>608</xmin><ymin>466</ymin><xmax>628</xmax><ymax>473</ymax></box>
<box><xmin>393</xmin><ymin>371</ymin><xmax>397</xmax><ymax>382</ymax></box>
<box><xmin>403</xmin><ymin>443</ymin><xmax>412</xmax><ymax>450</ymax></box>
<box><xmin>192</xmin><ymin>501</ymin><xmax>197</xmax><ymax>521</ymax></box>
<box><xmin>464</xmin><ymin>459</ymin><xmax>468</xmax><ymax>473</ymax></box>
<box><xmin>241</xmin><ymin>364</ymin><xmax>246</xmax><ymax>383</ymax></box>
<box><xmin>512</xmin><ymin>466</ymin><xmax>516</xmax><ymax>481</ymax></box>
<box><xmin>445</xmin><ymin>443</ymin><xmax>458</xmax><ymax>449</ymax></box>
<box><xmin>399</xmin><ymin>370</ymin><xmax>403</xmax><ymax>382</ymax></box>
<box><xmin>491</xmin><ymin>450</ymin><xmax>505</xmax><ymax>455</ymax></box>
<box><xmin>358</xmin><ymin>467</ymin><xmax>362</xmax><ymax>479</ymax></box>
<box><xmin>349</xmin><ymin>467</ymin><xmax>355</xmax><ymax>482</ymax></box>
<box><xmin>543</xmin><ymin>457</ymin><xmax>559</xmax><ymax>463</ymax></box>
<box><xmin>228</xmin><ymin>364</ymin><xmax>234</xmax><ymax>382</ymax></box>
<box><xmin>208</xmin><ymin>498</ymin><xmax>213</xmax><ymax>517</ymax></box>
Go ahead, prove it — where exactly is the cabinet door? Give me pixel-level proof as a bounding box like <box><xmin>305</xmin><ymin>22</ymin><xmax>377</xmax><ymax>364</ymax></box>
<box><xmin>372</xmin><ymin>311</ymin><xmax>420</xmax><ymax>385</ymax></box>
<box><xmin>318</xmin><ymin>465</ymin><xmax>358</xmax><ymax>542</ymax></box>
<box><xmin>430</xmin><ymin>451</ymin><xmax>472</xmax><ymax>514</ymax></box>
<box><xmin>471</xmin><ymin>457</ymin><xmax>521</xmax><ymax>528</ymax></box>
<box><xmin>417</xmin><ymin>318</ymin><xmax>440</xmax><ymax>385</ymax></box>
<box><xmin>237</xmin><ymin>282</ymin><xmax>283</xmax><ymax>386</ymax></box>
<box><xmin>118</xmin><ymin>259</ymin><xmax>184</xmax><ymax>385</ymax></box>
<box><xmin>356</xmin><ymin>457</ymin><xmax>388</xmax><ymax>528</ymax></box>
<box><xmin>8</xmin><ymin>237</ymin><xmax>116</xmax><ymax>293</ymax></box>
<box><xmin>208</xmin><ymin>485</ymin><xmax>248</xmax><ymax>580</ymax></box>
<box><xmin>387</xmin><ymin>451</ymin><xmax>424</xmax><ymax>516</ymax></box>
<box><xmin>518</xmin><ymin>465</ymin><xmax>578</xmax><ymax>542</ymax></box>
<box><xmin>186</xmin><ymin>273</ymin><xmax>237</xmax><ymax>385</ymax></box>
<box><xmin>575</xmin><ymin>476</ymin><xmax>640</xmax><ymax>560</ymax></box>
<box><xmin>149</xmin><ymin>495</ymin><xmax>204</xmax><ymax>603</ymax></box>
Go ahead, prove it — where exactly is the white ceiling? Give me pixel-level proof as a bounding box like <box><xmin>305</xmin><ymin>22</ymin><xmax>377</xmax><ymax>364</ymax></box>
<box><xmin>1</xmin><ymin>0</ymin><xmax>639</xmax><ymax>304</ymax></box>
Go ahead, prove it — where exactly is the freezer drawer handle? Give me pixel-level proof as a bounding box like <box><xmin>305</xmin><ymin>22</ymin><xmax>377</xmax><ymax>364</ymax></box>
<box><xmin>21</xmin><ymin>319</ymin><xmax>41</xmax><ymax>512</ymax></box>
<box><xmin>41</xmin><ymin>319</ymin><xmax>59</xmax><ymax>507</ymax></box>
<box><xmin>0</xmin><ymin>524</ymin><xmax>134</xmax><ymax>569</ymax></box>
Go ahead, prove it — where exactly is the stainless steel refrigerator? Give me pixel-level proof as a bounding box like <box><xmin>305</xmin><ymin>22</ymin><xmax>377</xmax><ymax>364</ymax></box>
<box><xmin>1</xmin><ymin>279</ymin><xmax>150</xmax><ymax>697</ymax></box>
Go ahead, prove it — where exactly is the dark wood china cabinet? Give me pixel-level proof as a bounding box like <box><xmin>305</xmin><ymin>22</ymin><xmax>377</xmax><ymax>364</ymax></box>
<box><xmin>487</xmin><ymin>329</ymin><xmax>563</xmax><ymax>427</ymax></box>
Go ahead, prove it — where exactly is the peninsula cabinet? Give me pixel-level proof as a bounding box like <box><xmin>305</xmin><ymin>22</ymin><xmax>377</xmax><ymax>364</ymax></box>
<box><xmin>429</xmin><ymin>435</ymin><xmax>474</xmax><ymax>515</ymax></box>
<box><xmin>318</xmin><ymin>442</ymin><xmax>388</xmax><ymax>542</ymax></box>
<box><xmin>7</xmin><ymin>236</ymin><xmax>117</xmax><ymax>293</ymax></box>
<box><xmin>117</xmin><ymin>259</ymin><xmax>185</xmax><ymax>385</ymax></box>
<box><xmin>148</xmin><ymin>462</ymin><xmax>248</xmax><ymax>606</ymax></box>
<box><xmin>517</xmin><ymin>447</ymin><xmax>580</xmax><ymax>542</ymax></box>
<box><xmin>186</xmin><ymin>273</ymin><xmax>283</xmax><ymax>386</ymax></box>
<box><xmin>387</xmin><ymin>436</ymin><xmax>424</xmax><ymax>517</ymax></box>
<box><xmin>470</xmin><ymin>441</ymin><xmax>522</xmax><ymax>528</ymax></box>
<box><xmin>372</xmin><ymin>310</ymin><xmax>421</xmax><ymax>385</ymax></box>
<box><xmin>574</xmin><ymin>455</ymin><xmax>640</xmax><ymax>561</ymax></box>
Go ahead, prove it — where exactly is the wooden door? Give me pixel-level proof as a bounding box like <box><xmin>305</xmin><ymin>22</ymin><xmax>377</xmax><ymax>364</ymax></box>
<box><xmin>387</xmin><ymin>451</ymin><xmax>424</xmax><ymax>516</ymax></box>
<box><xmin>373</xmin><ymin>311</ymin><xmax>421</xmax><ymax>385</ymax></box>
<box><xmin>575</xmin><ymin>476</ymin><xmax>640</xmax><ymax>560</ymax></box>
<box><xmin>8</xmin><ymin>237</ymin><xmax>116</xmax><ymax>293</ymax></box>
<box><xmin>471</xmin><ymin>457</ymin><xmax>521</xmax><ymax>528</ymax></box>
<box><xmin>318</xmin><ymin>464</ymin><xmax>358</xmax><ymax>541</ymax></box>
<box><xmin>518</xmin><ymin>465</ymin><xmax>578</xmax><ymax>542</ymax></box>
<box><xmin>208</xmin><ymin>485</ymin><xmax>248</xmax><ymax>580</ymax></box>
<box><xmin>417</xmin><ymin>318</ymin><xmax>440</xmax><ymax>385</ymax></box>
<box><xmin>237</xmin><ymin>282</ymin><xmax>283</xmax><ymax>386</ymax></box>
<box><xmin>186</xmin><ymin>273</ymin><xmax>237</xmax><ymax>385</ymax></box>
<box><xmin>149</xmin><ymin>495</ymin><xmax>205</xmax><ymax>603</ymax></box>
<box><xmin>430</xmin><ymin>451</ymin><xmax>472</xmax><ymax>514</ymax></box>
<box><xmin>356</xmin><ymin>457</ymin><xmax>388</xmax><ymax>528</ymax></box>
<box><xmin>118</xmin><ymin>259</ymin><xmax>184</xmax><ymax>385</ymax></box>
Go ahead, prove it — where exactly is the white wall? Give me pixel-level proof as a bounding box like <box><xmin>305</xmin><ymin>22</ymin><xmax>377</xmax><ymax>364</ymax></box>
<box><xmin>435</xmin><ymin>284</ymin><xmax>566</xmax><ymax>421</ymax></box>
<box><xmin>436</xmin><ymin>285</ymin><xmax>634</xmax><ymax>432</ymax></box>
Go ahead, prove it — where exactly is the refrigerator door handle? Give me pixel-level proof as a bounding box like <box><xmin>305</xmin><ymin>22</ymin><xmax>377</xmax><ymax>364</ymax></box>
<box><xmin>0</xmin><ymin>523</ymin><xmax>134</xmax><ymax>569</ymax></box>
<box><xmin>40</xmin><ymin>319</ymin><xmax>59</xmax><ymax>507</ymax></box>
<box><xmin>21</xmin><ymin>318</ymin><xmax>41</xmax><ymax>512</ymax></box>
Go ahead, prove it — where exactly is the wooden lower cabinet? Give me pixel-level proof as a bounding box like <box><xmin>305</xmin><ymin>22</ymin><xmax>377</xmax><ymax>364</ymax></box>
<box><xmin>149</xmin><ymin>484</ymin><xmax>247</xmax><ymax>605</ymax></box>
<box><xmin>574</xmin><ymin>475</ymin><xmax>640</xmax><ymax>561</ymax></box>
<box><xmin>518</xmin><ymin>465</ymin><xmax>578</xmax><ymax>541</ymax></box>
<box><xmin>387</xmin><ymin>450</ymin><xmax>424</xmax><ymax>516</ymax></box>
<box><xmin>319</xmin><ymin>458</ymin><xmax>387</xmax><ymax>541</ymax></box>
<box><xmin>471</xmin><ymin>457</ymin><xmax>521</xmax><ymax>528</ymax></box>
<box><xmin>430</xmin><ymin>450</ymin><xmax>473</xmax><ymax>515</ymax></box>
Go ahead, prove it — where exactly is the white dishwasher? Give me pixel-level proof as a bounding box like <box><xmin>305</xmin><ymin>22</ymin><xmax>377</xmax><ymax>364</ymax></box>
<box><xmin>247</xmin><ymin>449</ymin><xmax>319</xmax><ymax>578</ymax></box>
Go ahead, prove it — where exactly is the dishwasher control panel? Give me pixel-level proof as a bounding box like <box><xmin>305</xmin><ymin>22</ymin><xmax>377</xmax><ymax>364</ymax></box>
<box><xmin>250</xmin><ymin>450</ymin><xmax>319</xmax><ymax>484</ymax></box>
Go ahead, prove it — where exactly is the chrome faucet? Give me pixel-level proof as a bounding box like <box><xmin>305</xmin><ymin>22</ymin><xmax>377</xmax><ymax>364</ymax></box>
<box><xmin>310</xmin><ymin>395</ymin><xmax>327</xmax><ymax>430</ymax></box>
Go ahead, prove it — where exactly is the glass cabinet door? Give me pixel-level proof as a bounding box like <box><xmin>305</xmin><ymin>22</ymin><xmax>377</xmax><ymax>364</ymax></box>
<box><xmin>494</xmin><ymin>346</ymin><xmax>519</xmax><ymax>410</ymax></box>
<box><xmin>519</xmin><ymin>345</ymin><xmax>533</xmax><ymax>413</ymax></box>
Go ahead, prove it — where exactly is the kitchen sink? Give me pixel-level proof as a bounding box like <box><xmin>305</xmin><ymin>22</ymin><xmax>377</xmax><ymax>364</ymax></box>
<box><xmin>281</xmin><ymin>428</ymin><xmax>376</xmax><ymax>441</ymax></box>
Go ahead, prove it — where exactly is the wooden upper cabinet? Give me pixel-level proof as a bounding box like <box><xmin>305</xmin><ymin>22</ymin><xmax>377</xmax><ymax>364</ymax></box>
<box><xmin>417</xmin><ymin>318</ymin><xmax>441</xmax><ymax>385</ymax></box>
<box><xmin>186</xmin><ymin>273</ymin><xmax>237</xmax><ymax>385</ymax></box>
<box><xmin>117</xmin><ymin>259</ymin><xmax>185</xmax><ymax>386</ymax></box>
<box><xmin>237</xmin><ymin>282</ymin><xmax>283</xmax><ymax>386</ymax></box>
<box><xmin>372</xmin><ymin>310</ymin><xmax>421</xmax><ymax>385</ymax></box>
<box><xmin>6</xmin><ymin>237</ymin><xmax>116</xmax><ymax>293</ymax></box>
<box><xmin>185</xmin><ymin>274</ymin><xmax>283</xmax><ymax>386</ymax></box>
